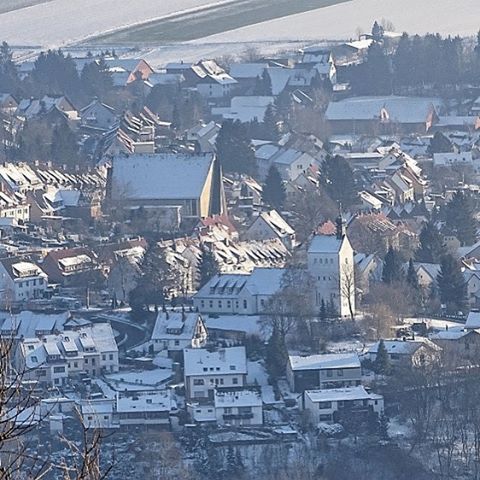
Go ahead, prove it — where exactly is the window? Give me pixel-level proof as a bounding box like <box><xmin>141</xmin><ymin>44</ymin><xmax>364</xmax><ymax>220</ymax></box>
<box><xmin>103</xmin><ymin>415</ymin><xmax>109</xmax><ymax>420</ymax></box>
<box><xmin>203</xmin><ymin>367</ymin><xmax>208</xmax><ymax>372</ymax></box>
<box><xmin>33</xmin><ymin>279</ymin><xmax>36</xmax><ymax>286</ymax></box>
<box><xmin>230</xmin><ymin>365</ymin><xmax>236</xmax><ymax>371</ymax></box>
<box><xmin>243</xmin><ymin>300</ymin><xmax>248</xmax><ymax>309</ymax></box>
<box><xmin>318</xmin><ymin>401</ymin><xmax>332</xmax><ymax>409</ymax></box>
<box><xmin>201</xmin><ymin>300</ymin><xmax>205</xmax><ymax>308</ymax></box>
<box><xmin>102</xmin><ymin>355</ymin><xmax>106</xmax><ymax>361</ymax></box>
<box><xmin>238</xmin><ymin>407</ymin><xmax>252</xmax><ymax>414</ymax></box>
<box><xmin>174</xmin><ymin>340</ymin><xmax>180</xmax><ymax>346</ymax></box>
<box><xmin>319</xmin><ymin>414</ymin><xmax>331</xmax><ymax>422</ymax></box>
<box><xmin>193</xmin><ymin>379</ymin><xmax>205</xmax><ymax>386</ymax></box>
<box><xmin>232</xmin><ymin>377</ymin><xmax>238</xmax><ymax>385</ymax></box>
<box><xmin>224</xmin><ymin>407</ymin><xmax>232</xmax><ymax>414</ymax></box>
<box><xmin>209</xmin><ymin>301</ymin><xmax>213</xmax><ymax>308</ymax></box>
<box><xmin>39</xmin><ymin>278</ymin><xmax>44</xmax><ymax>285</ymax></box>
<box><xmin>91</xmin><ymin>358</ymin><xmax>95</xmax><ymax>365</ymax></box>
<box><xmin>109</xmin><ymin>354</ymin><xmax>114</xmax><ymax>360</ymax></box>
<box><xmin>74</xmin><ymin>362</ymin><xmax>78</xmax><ymax>368</ymax></box>
<box><xmin>337</xmin><ymin>369</ymin><xmax>344</xmax><ymax>377</ymax></box>
<box><xmin>19</xmin><ymin>282</ymin><xmax>23</xmax><ymax>288</ymax></box>
<box><xmin>218</xmin><ymin>300</ymin><xmax>222</xmax><ymax>308</ymax></box>
<box><xmin>326</xmin><ymin>370</ymin><xmax>333</xmax><ymax>377</ymax></box>
<box><xmin>31</xmin><ymin>356</ymin><xmax>38</xmax><ymax>363</ymax></box>
<box><xmin>85</xmin><ymin>359</ymin><xmax>88</xmax><ymax>364</ymax></box>
<box><xmin>146</xmin><ymin>399</ymin><xmax>152</xmax><ymax>404</ymax></box>
<box><xmin>227</xmin><ymin>300</ymin><xmax>231</xmax><ymax>308</ymax></box>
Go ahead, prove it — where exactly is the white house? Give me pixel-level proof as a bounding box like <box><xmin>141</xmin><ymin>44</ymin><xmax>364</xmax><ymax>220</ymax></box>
<box><xmin>193</xmin><ymin>267</ymin><xmax>284</xmax><ymax>315</ymax></box>
<box><xmin>184</xmin><ymin>346</ymin><xmax>247</xmax><ymax>401</ymax></box>
<box><xmin>0</xmin><ymin>257</ymin><xmax>48</xmax><ymax>305</ymax></box>
<box><xmin>214</xmin><ymin>387</ymin><xmax>263</xmax><ymax>426</ymax></box>
<box><xmin>212</xmin><ymin>96</ymin><xmax>274</xmax><ymax>123</ymax></box>
<box><xmin>307</xmin><ymin>217</ymin><xmax>355</xmax><ymax>317</ymax></box>
<box><xmin>245</xmin><ymin>210</ymin><xmax>296</xmax><ymax>250</ymax></box>
<box><xmin>80</xmin><ymin>99</ymin><xmax>117</xmax><ymax>132</ymax></box>
<box><xmin>303</xmin><ymin>386</ymin><xmax>384</xmax><ymax>424</ymax></box>
<box><xmin>20</xmin><ymin>323</ymin><xmax>119</xmax><ymax>387</ymax></box>
<box><xmin>287</xmin><ymin>353</ymin><xmax>362</xmax><ymax>393</ymax></box>
<box><xmin>151</xmin><ymin>310</ymin><xmax>207</xmax><ymax>358</ymax></box>
<box><xmin>366</xmin><ymin>339</ymin><xmax>441</xmax><ymax>366</ymax></box>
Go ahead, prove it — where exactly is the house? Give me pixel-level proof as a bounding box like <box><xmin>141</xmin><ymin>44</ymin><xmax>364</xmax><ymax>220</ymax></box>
<box><xmin>151</xmin><ymin>310</ymin><xmax>207</xmax><ymax>359</ymax></box>
<box><xmin>18</xmin><ymin>95</ymin><xmax>79</xmax><ymax>121</ymax></box>
<box><xmin>81</xmin><ymin>399</ymin><xmax>116</xmax><ymax>429</ymax></box>
<box><xmin>214</xmin><ymin>386</ymin><xmax>263</xmax><ymax>426</ymax></box>
<box><xmin>184</xmin><ymin>346</ymin><xmax>247</xmax><ymax>401</ymax></box>
<box><xmin>108</xmin><ymin>153</ymin><xmax>225</xmax><ymax>225</ymax></box>
<box><xmin>0</xmin><ymin>93</ymin><xmax>18</xmax><ymax>113</ymax></box>
<box><xmin>367</xmin><ymin>339</ymin><xmax>441</xmax><ymax>366</ymax></box>
<box><xmin>193</xmin><ymin>268</ymin><xmax>284</xmax><ymax>315</ymax></box>
<box><xmin>412</xmin><ymin>262</ymin><xmax>441</xmax><ymax>290</ymax></box>
<box><xmin>41</xmin><ymin>247</ymin><xmax>102</xmax><ymax>286</ymax></box>
<box><xmin>303</xmin><ymin>386</ymin><xmax>384</xmax><ymax>425</ymax></box>
<box><xmin>0</xmin><ymin>310</ymin><xmax>73</xmax><ymax>339</ymax></box>
<box><xmin>308</xmin><ymin>217</ymin><xmax>355</xmax><ymax>317</ymax></box>
<box><xmin>212</xmin><ymin>96</ymin><xmax>274</xmax><ymax>123</ymax></box>
<box><xmin>228</xmin><ymin>63</ymin><xmax>269</xmax><ymax>89</ymax></box>
<box><xmin>287</xmin><ymin>353</ymin><xmax>362</xmax><ymax>393</ymax></box>
<box><xmin>271</xmin><ymin>148</ymin><xmax>318</xmax><ymax>182</ymax></box>
<box><xmin>19</xmin><ymin>323</ymin><xmax>119</xmax><ymax>386</ymax></box>
<box><xmin>186</xmin><ymin>121</ymin><xmax>220</xmax><ymax>153</ymax></box>
<box><xmin>298</xmin><ymin>46</ymin><xmax>337</xmax><ymax>83</ymax></box>
<box><xmin>80</xmin><ymin>99</ymin><xmax>117</xmax><ymax>132</ymax></box>
<box><xmin>115</xmin><ymin>391</ymin><xmax>177</xmax><ymax>428</ymax></box>
<box><xmin>245</xmin><ymin>210</ymin><xmax>296</xmax><ymax>250</ymax></box>
<box><xmin>430</xmin><ymin>328</ymin><xmax>480</xmax><ymax>361</ymax></box>
<box><xmin>325</xmin><ymin>96</ymin><xmax>443</xmax><ymax>134</ymax></box>
<box><xmin>465</xmin><ymin>310</ymin><xmax>480</xmax><ymax>330</ymax></box>
<box><xmin>0</xmin><ymin>257</ymin><xmax>48</xmax><ymax>305</ymax></box>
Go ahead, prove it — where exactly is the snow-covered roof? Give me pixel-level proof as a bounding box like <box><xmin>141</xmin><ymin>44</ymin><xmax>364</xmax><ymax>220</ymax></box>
<box><xmin>204</xmin><ymin>315</ymin><xmax>266</xmax><ymax>338</ymax></box>
<box><xmin>326</xmin><ymin>96</ymin><xmax>443</xmax><ymax>123</ymax></box>
<box><xmin>308</xmin><ymin>234</ymin><xmax>344</xmax><ymax>254</ymax></box>
<box><xmin>184</xmin><ymin>346</ymin><xmax>247</xmax><ymax>377</ymax></box>
<box><xmin>305</xmin><ymin>385</ymin><xmax>382</xmax><ymax>403</ymax></box>
<box><xmin>368</xmin><ymin>338</ymin><xmax>441</xmax><ymax>355</ymax></box>
<box><xmin>466</xmin><ymin>311</ymin><xmax>480</xmax><ymax>329</ymax></box>
<box><xmin>151</xmin><ymin>310</ymin><xmax>204</xmax><ymax>342</ymax></box>
<box><xmin>289</xmin><ymin>353</ymin><xmax>360</xmax><ymax>371</ymax></box>
<box><xmin>116</xmin><ymin>391</ymin><xmax>176</xmax><ymax>413</ymax></box>
<box><xmin>229</xmin><ymin>63</ymin><xmax>268</xmax><ymax>79</ymax></box>
<box><xmin>214</xmin><ymin>387</ymin><xmax>262</xmax><ymax>408</ymax></box>
<box><xmin>111</xmin><ymin>153</ymin><xmax>215</xmax><ymax>201</ymax></box>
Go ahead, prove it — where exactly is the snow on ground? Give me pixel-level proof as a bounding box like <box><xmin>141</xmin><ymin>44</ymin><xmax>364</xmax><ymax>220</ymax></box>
<box><xmin>0</xmin><ymin>0</ymin><xmax>239</xmax><ymax>48</ymax></box>
<box><xmin>194</xmin><ymin>0</ymin><xmax>480</xmax><ymax>43</ymax></box>
<box><xmin>404</xmin><ymin>317</ymin><xmax>465</xmax><ymax>331</ymax></box>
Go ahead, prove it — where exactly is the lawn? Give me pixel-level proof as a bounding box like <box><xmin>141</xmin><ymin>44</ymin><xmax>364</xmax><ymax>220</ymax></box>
<box><xmin>93</xmin><ymin>0</ymin><xmax>350</xmax><ymax>44</ymax></box>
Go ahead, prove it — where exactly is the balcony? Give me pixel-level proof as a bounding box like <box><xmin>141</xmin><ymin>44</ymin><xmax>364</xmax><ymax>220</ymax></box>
<box><xmin>223</xmin><ymin>413</ymin><xmax>254</xmax><ymax>421</ymax></box>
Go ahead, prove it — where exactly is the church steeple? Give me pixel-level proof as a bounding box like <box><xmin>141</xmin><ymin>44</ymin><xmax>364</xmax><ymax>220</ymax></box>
<box><xmin>336</xmin><ymin>213</ymin><xmax>346</xmax><ymax>240</ymax></box>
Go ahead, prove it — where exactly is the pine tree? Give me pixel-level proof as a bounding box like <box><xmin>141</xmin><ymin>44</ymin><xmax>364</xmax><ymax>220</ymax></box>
<box><xmin>437</xmin><ymin>254</ymin><xmax>467</xmax><ymax>314</ymax></box>
<box><xmin>444</xmin><ymin>191</ymin><xmax>477</xmax><ymax>246</ymax></box>
<box><xmin>80</xmin><ymin>57</ymin><xmax>113</xmax><ymax>99</ymax></box>
<box><xmin>198</xmin><ymin>245</ymin><xmax>220</xmax><ymax>288</ymax></box>
<box><xmin>326</xmin><ymin>298</ymin><xmax>338</xmax><ymax>318</ymax></box>
<box><xmin>321</xmin><ymin>155</ymin><xmax>358</xmax><ymax>207</ymax></box>
<box><xmin>253</xmin><ymin>69</ymin><xmax>272</xmax><ymax>96</ymax></box>
<box><xmin>262</xmin><ymin>166</ymin><xmax>286</xmax><ymax>210</ymax></box>
<box><xmin>406</xmin><ymin>258</ymin><xmax>419</xmax><ymax>290</ymax></box>
<box><xmin>374</xmin><ymin>339</ymin><xmax>391</xmax><ymax>375</ymax></box>
<box><xmin>0</xmin><ymin>42</ymin><xmax>19</xmax><ymax>94</ymax></box>
<box><xmin>216</xmin><ymin>120</ymin><xmax>257</xmax><ymax>175</ymax></box>
<box><xmin>262</xmin><ymin>104</ymin><xmax>279</xmax><ymax>141</ymax></box>
<box><xmin>382</xmin><ymin>246</ymin><xmax>404</xmax><ymax>284</ymax></box>
<box><xmin>416</xmin><ymin>221</ymin><xmax>446</xmax><ymax>263</ymax></box>
<box><xmin>379</xmin><ymin>414</ymin><xmax>390</xmax><ymax>440</ymax></box>
<box><xmin>51</xmin><ymin>122</ymin><xmax>80</xmax><ymax>169</ymax></box>
<box><xmin>266</xmin><ymin>328</ymin><xmax>288</xmax><ymax>378</ymax></box>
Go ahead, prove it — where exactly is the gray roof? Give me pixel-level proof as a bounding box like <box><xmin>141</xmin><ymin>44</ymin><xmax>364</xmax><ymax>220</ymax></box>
<box><xmin>308</xmin><ymin>235</ymin><xmax>344</xmax><ymax>254</ymax></box>
<box><xmin>111</xmin><ymin>153</ymin><xmax>214</xmax><ymax>201</ymax></box>
<box><xmin>326</xmin><ymin>96</ymin><xmax>443</xmax><ymax>123</ymax></box>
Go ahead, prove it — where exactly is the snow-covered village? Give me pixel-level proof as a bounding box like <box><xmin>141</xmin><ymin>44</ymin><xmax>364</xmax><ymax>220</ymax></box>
<box><xmin>1</xmin><ymin>1</ymin><xmax>480</xmax><ymax>479</ymax></box>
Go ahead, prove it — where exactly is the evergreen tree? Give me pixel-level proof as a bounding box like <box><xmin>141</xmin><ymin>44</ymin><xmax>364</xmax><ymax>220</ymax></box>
<box><xmin>266</xmin><ymin>328</ymin><xmax>288</xmax><ymax>378</ymax></box>
<box><xmin>80</xmin><ymin>57</ymin><xmax>113</xmax><ymax>99</ymax></box>
<box><xmin>406</xmin><ymin>258</ymin><xmax>420</xmax><ymax>290</ymax></box>
<box><xmin>0</xmin><ymin>42</ymin><xmax>19</xmax><ymax>94</ymax></box>
<box><xmin>321</xmin><ymin>155</ymin><xmax>357</xmax><ymax>207</ymax></box>
<box><xmin>379</xmin><ymin>414</ymin><xmax>390</xmax><ymax>440</ymax></box>
<box><xmin>326</xmin><ymin>298</ymin><xmax>338</xmax><ymax>318</ymax></box>
<box><xmin>382</xmin><ymin>246</ymin><xmax>403</xmax><ymax>284</ymax></box>
<box><xmin>253</xmin><ymin>69</ymin><xmax>272</xmax><ymax>96</ymax></box>
<box><xmin>31</xmin><ymin>49</ymin><xmax>80</xmax><ymax>97</ymax></box>
<box><xmin>262</xmin><ymin>166</ymin><xmax>285</xmax><ymax>210</ymax></box>
<box><xmin>371</xmin><ymin>21</ymin><xmax>385</xmax><ymax>42</ymax></box>
<box><xmin>215</xmin><ymin>120</ymin><xmax>256</xmax><ymax>175</ymax></box>
<box><xmin>437</xmin><ymin>254</ymin><xmax>467</xmax><ymax>314</ymax></box>
<box><xmin>262</xmin><ymin>104</ymin><xmax>279</xmax><ymax>141</ymax></box>
<box><xmin>415</xmin><ymin>221</ymin><xmax>446</xmax><ymax>263</ymax></box>
<box><xmin>374</xmin><ymin>339</ymin><xmax>391</xmax><ymax>375</ymax></box>
<box><xmin>444</xmin><ymin>191</ymin><xmax>477</xmax><ymax>246</ymax></box>
<box><xmin>428</xmin><ymin>132</ymin><xmax>453</xmax><ymax>154</ymax></box>
<box><xmin>51</xmin><ymin>122</ymin><xmax>80</xmax><ymax>169</ymax></box>
<box><xmin>198</xmin><ymin>245</ymin><xmax>220</xmax><ymax>288</ymax></box>
<box><xmin>393</xmin><ymin>33</ymin><xmax>412</xmax><ymax>89</ymax></box>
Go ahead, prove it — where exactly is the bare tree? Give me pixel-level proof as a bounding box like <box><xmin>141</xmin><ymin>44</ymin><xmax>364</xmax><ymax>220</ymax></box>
<box><xmin>340</xmin><ymin>263</ymin><xmax>356</xmax><ymax>322</ymax></box>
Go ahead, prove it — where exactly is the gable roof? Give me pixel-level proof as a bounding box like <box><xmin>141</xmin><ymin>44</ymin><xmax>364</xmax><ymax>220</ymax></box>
<box><xmin>110</xmin><ymin>153</ymin><xmax>214</xmax><ymax>201</ymax></box>
<box><xmin>289</xmin><ymin>352</ymin><xmax>360</xmax><ymax>371</ymax></box>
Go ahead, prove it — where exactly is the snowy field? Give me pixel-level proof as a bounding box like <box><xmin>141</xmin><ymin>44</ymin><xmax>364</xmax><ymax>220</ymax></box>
<box><xmin>195</xmin><ymin>0</ymin><xmax>480</xmax><ymax>43</ymax></box>
<box><xmin>0</xmin><ymin>0</ymin><xmax>240</xmax><ymax>48</ymax></box>
<box><xmin>1</xmin><ymin>0</ymin><xmax>479</xmax><ymax>51</ymax></box>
